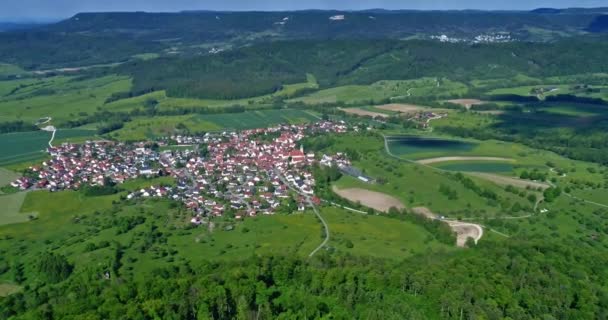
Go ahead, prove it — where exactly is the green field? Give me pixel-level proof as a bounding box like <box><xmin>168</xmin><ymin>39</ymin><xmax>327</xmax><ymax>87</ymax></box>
<box><xmin>0</xmin><ymin>168</ymin><xmax>19</xmax><ymax>189</ymax></box>
<box><xmin>434</xmin><ymin>161</ymin><xmax>514</xmax><ymax>173</ymax></box>
<box><xmin>0</xmin><ymin>75</ymin><xmax>131</xmax><ymax>123</ymax></box>
<box><xmin>288</xmin><ymin>78</ymin><xmax>468</xmax><ymax>105</ymax></box>
<box><xmin>0</xmin><ymin>184</ymin><xmax>452</xmax><ymax>289</ymax></box>
<box><xmin>0</xmin><ymin>192</ymin><xmax>35</xmax><ymax>226</ymax></box>
<box><xmin>0</xmin><ymin>129</ymin><xmax>97</xmax><ymax>166</ymax></box>
<box><xmin>105</xmin><ymin>74</ymin><xmax>318</xmax><ymax>113</ymax></box>
<box><xmin>322</xmin><ymin>206</ymin><xmax>450</xmax><ymax>257</ymax></box>
<box><xmin>0</xmin><ymin>63</ymin><xmax>26</xmax><ymax>76</ymax></box>
<box><xmin>387</xmin><ymin>136</ymin><xmax>478</xmax><ymax>159</ymax></box>
<box><xmin>112</xmin><ymin>109</ymin><xmax>320</xmax><ymax>140</ymax></box>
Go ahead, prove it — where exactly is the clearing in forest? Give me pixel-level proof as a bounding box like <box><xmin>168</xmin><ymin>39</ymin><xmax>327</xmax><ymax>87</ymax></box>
<box><xmin>332</xmin><ymin>186</ymin><xmax>404</xmax><ymax>212</ymax></box>
<box><xmin>412</xmin><ymin>207</ymin><xmax>483</xmax><ymax>247</ymax></box>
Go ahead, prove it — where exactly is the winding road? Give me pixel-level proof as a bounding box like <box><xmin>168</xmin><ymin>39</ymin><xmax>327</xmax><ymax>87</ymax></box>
<box><xmin>275</xmin><ymin>170</ymin><xmax>329</xmax><ymax>257</ymax></box>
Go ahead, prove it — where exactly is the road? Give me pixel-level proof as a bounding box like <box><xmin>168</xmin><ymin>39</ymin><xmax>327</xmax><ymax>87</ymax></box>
<box><xmin>275</xmin><ymin>169</ymin><xmax>329</xmax><ymax>257</ymax></box>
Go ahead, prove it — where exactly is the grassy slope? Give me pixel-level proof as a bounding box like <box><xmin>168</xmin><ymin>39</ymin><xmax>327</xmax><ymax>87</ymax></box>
<box><xmin>0</xmin><ymin>179</ymin><xmax>447</xmax><ymax>286</ymax></box>
<box><xmin>0</xmin><ymin>75</ymin><xmax>131</xmax><ymax>123</ymax></box>
<box><xmin>288</xmin><ymin>78</ymin><xmax>467</xmax><ymax>105</ymax></box>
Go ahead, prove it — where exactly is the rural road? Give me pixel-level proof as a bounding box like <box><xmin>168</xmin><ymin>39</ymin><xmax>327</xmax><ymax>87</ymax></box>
<box><xmin>274</xmin><ymin>170</ymin><xmax>329</xmax><ymax>257</ymax></box>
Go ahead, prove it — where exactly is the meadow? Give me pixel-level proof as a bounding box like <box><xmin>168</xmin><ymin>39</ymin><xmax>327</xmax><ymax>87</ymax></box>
<box><xmin>0</xmin><ymin>168</ymin><xmax>19</xmax><ymax>189</ymax></box>
<box><xmin>0</xmin><ymin>129</ymin><xmax>96</xmax><ymax>166</ymax></box>
<box><xmin>0</xmin><ymin>75</ymin><xmax>131</xmax><ymax>123</ymax></box>
<box><xmin>0</xmin><ymin>192</ymin><xmax>35</xmax><ymax>226</ymax></box>
<box><xmin>288</xmin><ymin>78</ymin><xmax>468</xmax><ymax>105</ymax></box>
<box><xmin>0</xmin><ymin>180</ymin><xmax>450</xmax><ymax>287</ymax></box>
<box><xmin>111</xmin><ymin>109</ymin><xmax>320</xmax><ymax>140</ymax></box>
<box><xmin>434</xmin><ymin>162</ymin><xmax>515</xmax><ymax>173</ymax></box>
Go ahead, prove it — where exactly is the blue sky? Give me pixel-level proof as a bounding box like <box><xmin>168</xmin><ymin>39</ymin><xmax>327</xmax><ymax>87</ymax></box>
<box><xmin>2</xmin><ymin>0</ymin><xmax>607</xmax><ymax>21</ymax></box>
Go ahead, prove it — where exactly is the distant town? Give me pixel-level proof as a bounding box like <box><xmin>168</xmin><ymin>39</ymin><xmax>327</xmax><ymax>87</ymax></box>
<box><xmin>11</xmin><ymin>121</ymin><xmax>359</xmax><ymax>223</ymax></box>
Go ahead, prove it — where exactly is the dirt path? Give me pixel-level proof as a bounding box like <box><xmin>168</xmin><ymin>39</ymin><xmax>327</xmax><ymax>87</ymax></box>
<box><xmin>417</xmin><ymin>156</ymin><xmax>515</xmax><ymax>165</ymax></box>
<box><xmin>332</xmin><ymin>186</ymin><xmax>404</xmax><ymax>212</ymax></box>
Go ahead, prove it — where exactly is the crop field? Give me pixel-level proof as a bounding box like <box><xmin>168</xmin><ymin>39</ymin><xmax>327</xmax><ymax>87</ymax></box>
<box><xmin>112</xmin><ymin>109</ymin><xmax>320</xmax><ymax>140</ymax></box>
<box><xmin>0</xmin><ymin>168</ymin><xmax>19</xmax><ymax>189</ymax></box>
<box><xmin>199</xmin><ymin>109</ymin><xmax>320</xmax><ymax>129</ymax></box>
<box><xmin>0</xmin><ymin>75</ymin><xmax>131</xmax><ymax>123</ymax></box>
<box><xmin>0</xmin><ymin>129</ymin><xmax>96</xmax><ymax>166</ymax></box>
<box><xmin>288</xmin><ymin>78</ymin><xmax>468</xmax><ymax>105</ymax></box>
<box><xmin>0</xmin><ymin>192</ymin><xmax>35</xmax><ymax>226</ymax></box>
<box><xmin>321</xmin><ymin>206</ymin><xmax>451</xmax><ymax>257</ymax></box>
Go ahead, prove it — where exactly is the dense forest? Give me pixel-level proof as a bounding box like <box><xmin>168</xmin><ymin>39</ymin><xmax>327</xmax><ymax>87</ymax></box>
<box><xmin>116</xmin><ymin>39</ymin><xmax>608</xmax><ymax>99</ymax></box>
<box><xmin>2</xmin><ymin>239</ymin><xmax>607</xmax><ymax>319</ymax></box>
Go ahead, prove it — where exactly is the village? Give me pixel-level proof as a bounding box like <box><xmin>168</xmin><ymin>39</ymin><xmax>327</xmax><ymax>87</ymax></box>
<box><xmin>11</xmin><ymin>121</ymin><xmax>352</xmax><ymax>223</ymax></box>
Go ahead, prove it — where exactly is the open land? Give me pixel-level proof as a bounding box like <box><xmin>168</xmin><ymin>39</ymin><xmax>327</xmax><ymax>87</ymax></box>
<box><xmin>332</xmin><ymin>186</ymin><xmax>405</xmax><ymax>212</ymax></box>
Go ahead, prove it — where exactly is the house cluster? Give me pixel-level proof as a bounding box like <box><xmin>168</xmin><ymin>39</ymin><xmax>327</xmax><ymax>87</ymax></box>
<box><xmin>11</xmin><ymin>141</ymin><xmax>159</xmax><ymax>191</ymax></box>
<box><xmin>431</xmin><ymin>33</ymin><xmax>513</xmax><ymax>44</ymax></box>
<box><xmin>13</xmin><ymin>121</ymin><xmax>349</xmax><ymax>223</ymax></box>
<box><xmin>407</xmin><ymin>111</ymin><xmax>447</xmax><ymax>129</ymax></box>
<box><xmin>131</xmin><ymin>121</ymin><xmax>348</xmax><ymax>221</ymax></box>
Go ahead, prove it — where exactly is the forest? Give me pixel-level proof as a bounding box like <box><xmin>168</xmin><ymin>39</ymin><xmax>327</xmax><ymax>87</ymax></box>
<box><xmin>114</xmin><ymin>39</ymin><xmax>608</xmax><ymax>99</ymax></box>
<box><xmin>2</xmin><ymin>238</ymin><xmax>607</xmax><ymax>319</ymax></box>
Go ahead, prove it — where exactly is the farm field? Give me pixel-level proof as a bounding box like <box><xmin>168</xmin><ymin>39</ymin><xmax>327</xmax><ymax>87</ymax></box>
<box><xmin>0</xmin><ymin>129</ymin><xmax>96</xmax><ymax>166</ymax></box>
<box><xmin>112</xmin><ymin>109</ymin><xmax>320</xmax><ymax>140</ymax></box>
<box><xmin>288</xmin><ymin>78</ymin><xmax>468</xmax><ymax>105</ymax></box>
<box><xmin>0</xmin><ymin>168</ymin><xmax>19</xmax><ymax>189</ymax></box>
<box><xmin>0</xmin><ymin>192</ymin><xmax>35</xmax><ymax>226</ymax></box>
<box><xmin>340</xmin><ymin>107</ymin><xmax>388</xmax><ymax>118</ymax></box>
<box><xmin>332</xmin><ymin>186</ymin><xmax>405</xmax><ymax>212</ymax></box>
<box><xmin>0</xmin><ymin>75</ymin><xmax>131</xmax><ymax>123</ymax></box>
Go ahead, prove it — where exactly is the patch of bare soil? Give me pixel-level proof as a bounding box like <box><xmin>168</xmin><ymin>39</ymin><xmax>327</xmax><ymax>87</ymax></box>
<box><xmin>445</xmin><ymin>221</ymin><xmax>484</xmax><ymax>247</ymax></box>
<box><xmin>339</xmin><ymin>107</ymin><xmax>388</xmax><ymax>118</ymax></box>
<box><xmin>412</xmin><ymin>207</ymin><xmax>483</xmax><ymax>247</ymax></box>
<box><xmin>417</xmin><ymin>156</ymin><xmax>514</xmax><ymax>165</ymax></box>
<box><xmin>375</xmin><ymin>103</ymin><xmax>428</xmax><ymax>113</ymax></box>
<box><xmin>332</xmin><ymin>187</ymin><xmax>404</xmax><ymax>212</ymax></box>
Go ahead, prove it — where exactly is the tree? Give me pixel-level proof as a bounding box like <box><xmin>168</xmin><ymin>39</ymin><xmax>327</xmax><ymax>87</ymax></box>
<box><xmin>37</xmin><ymin>252</ymin><xmax>73</xmax><ymax>283</ymax></box>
